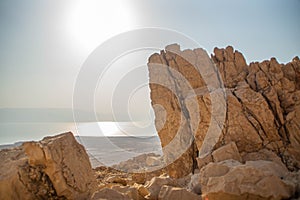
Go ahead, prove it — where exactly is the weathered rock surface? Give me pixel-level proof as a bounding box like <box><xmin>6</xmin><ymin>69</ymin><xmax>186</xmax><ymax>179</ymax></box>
<box><xmin>212</xmin><ymin>141</ymin><xmax>242</xmax><ymax>162</ymax></box>
<box><xmin>111</xmin><ymin>185</ymin><xmax>145</xmax><ymax>200</ymax></box>
<box><xmin>148</xmin><ymin>44</ymin><xmax>221</xmax><ymax>178</ymax></box>
<box><xmin>91</xmin><ymin>188</ymin><xmax>130</xmax><ymax>200</ymax></box>
<box><xmin>148</xmin><ymin>45</ymin><xmax>300</xmax><ymax>198</ymax></box>
<box><xmin>113</xmin><ymin>153</ymin><xmax>164</xmax><ymax>173</ymax></box>
<box><xmin>144</xmin><ymin>175</ymin><xmax>178</xmax><ymax>200</ymax></box>
<box><xmin>199</xmin><ymin>160</ymin><xmax>296</xmax><ymax>200</ymax></box>
<box><xmin>0</xmin><ymin>132</ymin><xmax>96</xmax><ymax>200</ymax></box>
<box><xmin>148</xmin><ymin>45</ymin><xmax>300</xmax><ymax>171</ymax></box>
<box><xmin>158</xmin><ymin>185</ymin><xmax>202</xmax><ymax>200</ymax></box>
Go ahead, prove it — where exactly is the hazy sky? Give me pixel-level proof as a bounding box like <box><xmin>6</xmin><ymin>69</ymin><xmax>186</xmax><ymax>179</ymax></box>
<box><xmin>1</xmin><ymin>0</ymin><xmax>299</xmax><ymax>120</ymax></box>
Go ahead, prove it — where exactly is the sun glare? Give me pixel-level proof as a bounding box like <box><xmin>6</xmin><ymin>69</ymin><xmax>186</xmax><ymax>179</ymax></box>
<box><xmin>66</xmin><ymin>0</ymin><xmax>134</xmax><ymax>53</ymax></box>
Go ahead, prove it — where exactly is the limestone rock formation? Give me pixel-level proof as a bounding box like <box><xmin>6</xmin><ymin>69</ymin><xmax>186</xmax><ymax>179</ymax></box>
<box><xmin>148</xmin><ymin>44</ymin><xmax>300</xmax><ymax>175</ymax></box>
<box><xmin>148</xmin><ymin>45</ymin><xmax>300</xmax><ymax>198</ymax></box>
<box><xmin>148</xmin><ymin>44</ymin><xmax>223</xmax><ymax>178</ymax></box>
<box><xmin>0</xmin><ymin>132</ymin><xmax>96</xmax><ymax>200</ymax></box>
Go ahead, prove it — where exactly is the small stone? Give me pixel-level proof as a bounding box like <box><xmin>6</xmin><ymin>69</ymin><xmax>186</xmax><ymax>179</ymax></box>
<box><xmin>158</xmin><ymin>185</ymin><xmax>201</xmax><ymax>200</ymax></box>
<box><xmin>196</xmin><ymin>153</ymin><xmax>213</xmax><ymax>169</ymax></box>
<box><xmin>91</xmin><ymin>188</ymin><xmax>130</xmax><ymax>200</ymax></box>
<box><xmin>145</xmin><ymin>175</ymin><xmax>178</xmax><ymax>200</ymax></box>
<box><xmin>212</xmin><ymin>142</ymin><xmax>242</xmax><ymax>162</ymax></box>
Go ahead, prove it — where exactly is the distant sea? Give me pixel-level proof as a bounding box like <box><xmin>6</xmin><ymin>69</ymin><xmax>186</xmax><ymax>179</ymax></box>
<box><xmin>0</xmin><ymin>122</ymin><xmax>162</xmax><ymax>167</ymax></box>
<box><xmin>78</xmin><ymin>136</ymin><xmax>162</xmax><ymax>167</ymax></box>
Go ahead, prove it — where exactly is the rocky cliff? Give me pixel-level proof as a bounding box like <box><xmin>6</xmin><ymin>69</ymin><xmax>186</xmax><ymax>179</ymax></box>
<box><xmin>148</xmin><ymin>44</ymin><xmax>300</xmax><ymax>199</ymax></box>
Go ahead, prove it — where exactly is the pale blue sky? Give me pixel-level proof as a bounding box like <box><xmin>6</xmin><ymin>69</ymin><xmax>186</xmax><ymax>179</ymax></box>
<box><xmin>0</xmin><ymin>0</ymin><xmax>299</xmax><ymax>114</ymax></box>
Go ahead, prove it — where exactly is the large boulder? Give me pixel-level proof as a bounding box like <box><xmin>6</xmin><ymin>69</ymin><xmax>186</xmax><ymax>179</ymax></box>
<box><xmin>199</xmin><ymin>160</ymin><xmax>296</xmax><ymax>200</ymax></box>
<box><xmin>0</xmin><ymin>132</ymin><xmax>96</xmax><ymax>200</ymax></box>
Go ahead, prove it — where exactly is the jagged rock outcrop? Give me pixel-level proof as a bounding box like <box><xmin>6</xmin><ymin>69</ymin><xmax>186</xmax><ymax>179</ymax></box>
<box><xmin>212</xmin><ymin>47</ymin><xmax>300</xmax><ymax>171</ymax></box>
<box><xmin>148</xmin><ymin>44</ymin><xmax>300</xmax><ymax>198</ymax></box>
<box><xmin>148</xmin><ymin>44</ymin><xmax>224</xmax><ymax>178</ymax></box>
<box><xmin>0</xmin><ymin>132</ymin><xmax>96</xmax><ymax>200</ymax></box>
<box><xmin>148</xmin><ymin>45</ymin><xmax>300</xmax><ymax>172</ymax></box>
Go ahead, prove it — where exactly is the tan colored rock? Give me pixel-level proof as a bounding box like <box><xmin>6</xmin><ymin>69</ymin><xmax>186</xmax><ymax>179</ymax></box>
<box><xmin>111</xmin><ymin>185</ymin><xmax>144</xmax><ymax>200</ymax></box>
<box><xmin>286</xmin><ymin>105</ymin><xmax>300</xmax><ymax>150</ymax></box>
<box><xmin>234</xmin><ymin>81</ymin><xmax>281</xmax><ymax>146</ymax></box>
<box><xmin>148</xmin><ymin>48</ymin><xmax>195</xmax><ymax>178</ymax></box>
<box><xmin>91</xmin><ymin>188</ymin><xmax>130</xmax><ymax>200</ymax></box>
<box><xmin>283</xmin><ymin>147</ymin><xmax>300</xmax><ymax>171</ymax></box>
<box><xmin>106</xmin><ymin>175</ymin><xmax>127</xmax><ymax>186</ymax></box>
<box><xmin>241</xmin><ymin>149</ymin><xmax>285</xmax><ymax>167</ymax></box>
<box><xmin>212</xmin><ymin>47</ymin><xmax>247</xmax><ymax>88</ymax></box>
<box><xmin>212</xmin><ymin>142</ymin><xmax>242</xmax><ymax>162</ymax></box>
<box><xmin>23</xmin><ymin>132</ymin><xmax>96</xmax><ymax>199</ymax></box>
<box><xmin>148</xmin><ymin>44</ymin><xmax>222</xmax><ymax>178</ymax></box>
<box><xmin>0</xmin><ymin>147</ymin><xmax>38</xmax><ymax>200</ymax></box>
<box><xmin>148</xmin><ymin>45</ymin><xmax>300</xmax><ymax>200</ymax></box>
<box><xmin>287</xmin><ymin>170</ymin><xmax>300</xmax><ymax>196</ymax></box>
<box><xmin>158</xmin><ymin>185</ymin><xmax>201</xmax><ymax>200</ymax></box>
<box><xmin>199</xmin><ymin>160</ymin><xmax>296</xmax><ymax>200</ymax></box>
<box><xmin>0</xmin><ymin>132</ymin><xmax>96</xmax><ymax>200</ymax></box>
<box><xmin>146</xmin><ymin>156</ymin><xmax>161</xmax><ymax>166</ymax></box>
<box><xmin>131</xmin><ymin>169</ymin><xmax>165</xmax><ymax>185</ymax></box>
<box><xmin>145</xmin><ymin>175</ymin><xmax>178</xmax><ymax>200</ymax></box>
<box><xmin>222</xmin><ymin>90</ymin><xmax>263</xmax><ymax>152</ymax></box>
<box><xmin>213</xmin><ymin>47</ymin><xmax>224</xmax><ymax>62</ymax></box>
<box><xmin>188</xmin><ymin>173</ymin><xmax>201</xmax><ymax>194</ymax></box>
<box><xmin>175</xmin><ymin>172</ymin><xmax>193</xmax><ymax>188</ymax></box>
<box><xmin>112</xmin><ymin>153</ymin><xmax>165</xmax><ymax>181</ymax></box>
<box><xmin>196</xmin><ymin>153</ymin><xmax>213</xmax><ymax>169</ymax></box>
<box><xmin>133</xmin><ymin>183</ymin><xmax>150</xmax><ymax>197</ymax></box>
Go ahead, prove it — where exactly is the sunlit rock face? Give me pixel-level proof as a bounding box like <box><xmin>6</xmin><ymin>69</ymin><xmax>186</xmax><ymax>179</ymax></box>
<box><xmin>0</xmin><ymin>132</ymin><xmax>96</xmax><ymax>200</ymax></box>
<box><xmin>199</xmin><ymin>159</ymin><xmax>297</xmax><ymax>200</ymax></box>
<box><xmin>148</xmin><ymin>44</ymin><xmax>300</xmax><ymax>178</ymax></box>
<box><xmin>148</xmin><ymin>44</ymin><xmax>222</xmax><ymax>178</ymax></box>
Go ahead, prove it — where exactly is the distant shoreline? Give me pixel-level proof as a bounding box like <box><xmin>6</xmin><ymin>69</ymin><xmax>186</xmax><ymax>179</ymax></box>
<box><xmin>0</xmin><ymin>135</ymin><xmax>162</xmax><ymax>167</ymax></box>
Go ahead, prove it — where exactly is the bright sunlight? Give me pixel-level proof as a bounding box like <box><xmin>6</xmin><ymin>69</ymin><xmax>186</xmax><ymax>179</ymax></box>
<box><xmin>65</xmin><ymin>0</ymin><xmax>134</xmax><ymax>52</ymax></box>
